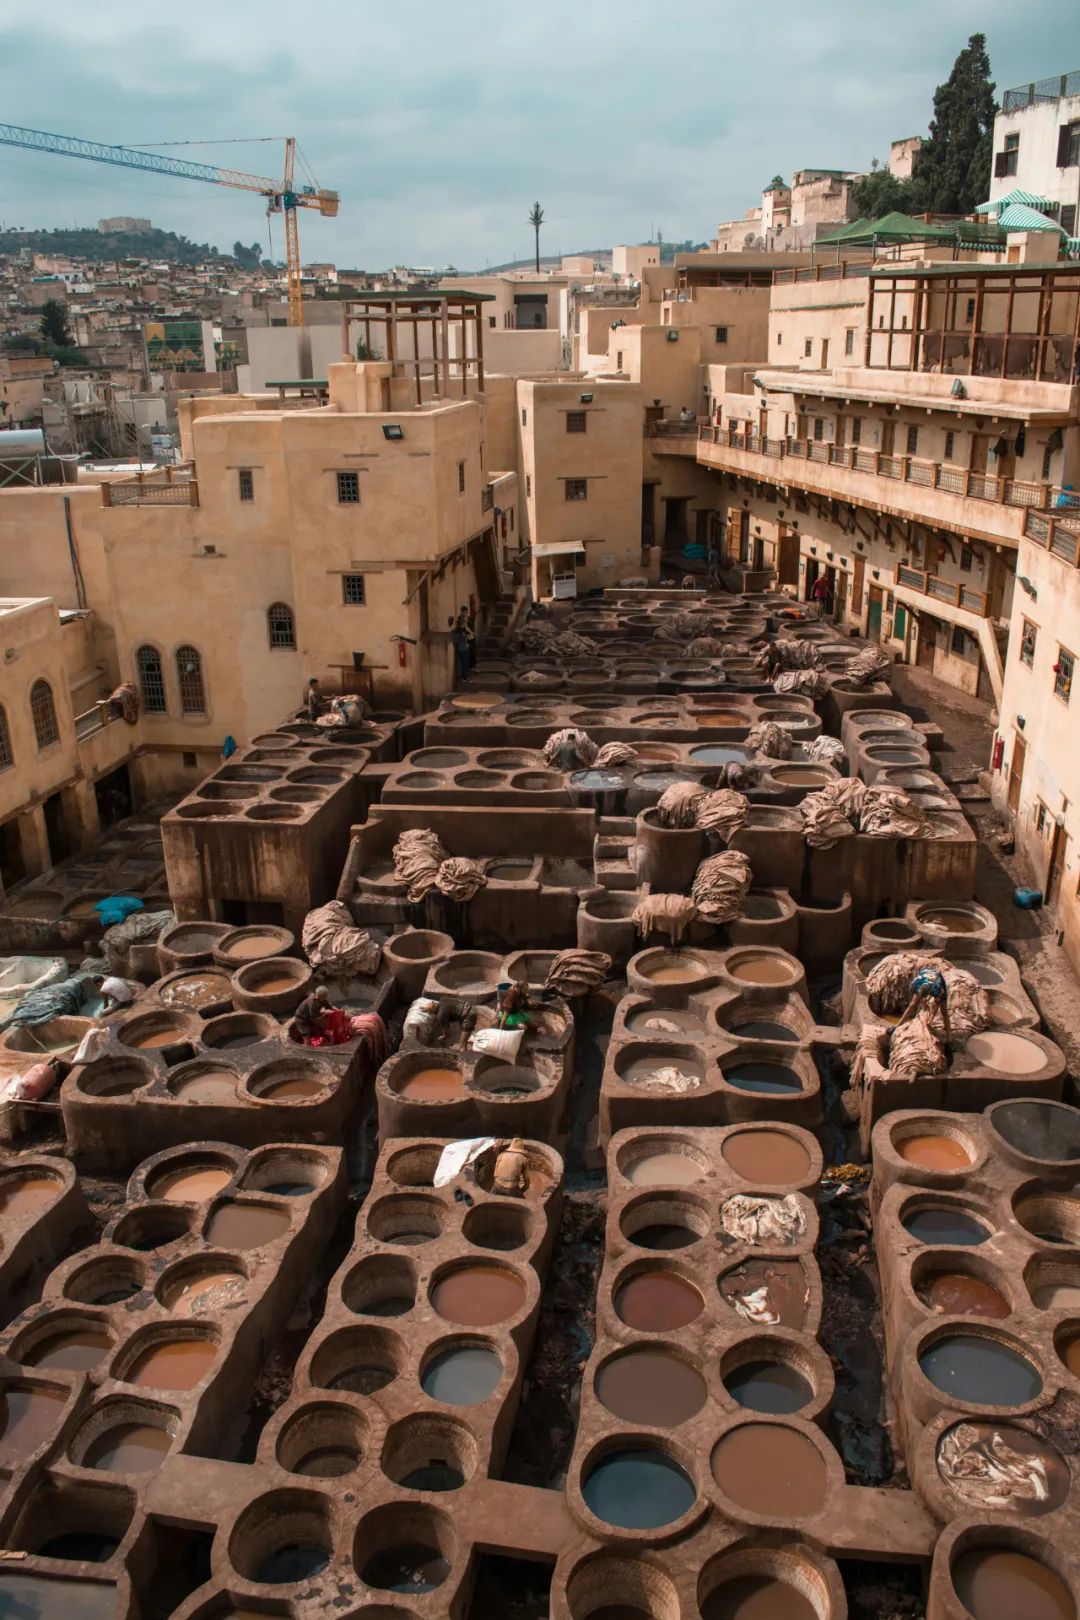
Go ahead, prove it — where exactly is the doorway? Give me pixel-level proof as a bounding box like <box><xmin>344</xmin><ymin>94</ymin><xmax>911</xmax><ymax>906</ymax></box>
<box><xmin>0</xmin><ymin>818</ymin><xmax>25</xmax><ymax>893</ymax></box>
<box><xmin>95</xmin><ymin>764</ymin><xmax>134</xmax><ymax>829</ymax></box>
<box><xmin>1047</xmin><ymin>816</ymin><xmax>1067</xmax><ymax>907</ymax></box>
<box><xmin>777</xmin><ymin>527</ymin><xmax>800</xmax><ymax>588</ymax></box>
<box><xmin>41</xmin><ymin>792</ymin><xmax>72</xmax><ymax>867</ymax></box>
<box><xmin>851</xmin><ymin>554</ymin><xmax>866</xmax><ymax>618</ymax></box>
<box><xmin>867</xmin><ymin>585</ymin><xmax>884</xmax><ymax>642</ymax></box>
<box><xmin>820</xmin><ymin>338</ymin><xmax>829</xmax><ymax>370</ymax></box>
<box><xmin>1007</xmin><ymin>733</ymin><xmax>1026</xmax><ymax>816</ymax></box>
<box><xmin>663</xmin><ymin>497</ymin><xmax>689</xmax><ymax>548</ymax></box>
<box><xmin>916</xmin><ymin>616</ymin><xmax>937</xmax><ymax>671</ymax></box>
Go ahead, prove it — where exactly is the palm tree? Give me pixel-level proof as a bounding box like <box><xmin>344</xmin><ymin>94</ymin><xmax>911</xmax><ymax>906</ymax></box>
<box><xmin>528</xmin><ymin>202</ymin><xmax>545</xmax><ymax>273</ymax></box>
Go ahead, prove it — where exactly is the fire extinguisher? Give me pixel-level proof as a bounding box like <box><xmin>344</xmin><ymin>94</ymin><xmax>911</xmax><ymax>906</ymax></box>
<box><xmin>992</xmin><ymin>734</ymin><xmax>1004</xmax><ymax>770</ymax></box>
<box><xmin>397</xmin><ymin>639</ymin><xmax>408</xmax><ymax>669</ymax></box>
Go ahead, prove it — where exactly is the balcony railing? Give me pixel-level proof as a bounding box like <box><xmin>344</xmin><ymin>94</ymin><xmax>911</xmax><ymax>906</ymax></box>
<box><xmin>74</xmin><ymin>703</ymin><xmax>118</xmax><ymax>741</ymax></box>
<box><xmin>772</xmin><ymin>262</ymin><xmax>874</xmax><ymax>286</ymax></box>
<box><xmin>699</xmin><ymin>426</ymin><xmax>1056</xmax><ymax>515</ymax></box>
<box><xmin>102</xmin><ymin>464</ymin><xmax>199</xmax><ymax>508</ymax></box>
<box><xmin>481</xmin><ymin>484</ymin><xmax>494</xmax><ymax>511</ymax></box>
<box><xmin>1002</xmin><ymin>71</ymin><xmax>1080</xmax><ymax>111</ymax></box>
<box><xmin>645</xmin><ymin>417</ymin><xmax>704</xmax><ymax>438</ymax></box>
<box><xmin>1025</xmin><ymin>506</ymin><xmax>1080</xmax><ymax>567</ymax></box>
<box><xmin>893</xmin><ymin>564</ymin><xmax>990</xmax><ymax>617</ymax></box>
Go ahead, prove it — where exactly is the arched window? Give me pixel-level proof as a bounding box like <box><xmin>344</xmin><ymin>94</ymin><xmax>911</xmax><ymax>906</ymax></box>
<box><xmin>0</xmin><ymin>705</ymin><xmax>13</xmax><ymax>771</ymax></box>
<box><xmin>175</xmin><ymin>646</ymin><xmax>206</xmax><ymax>715</ymax></box>
<box><xmin>30</xmin><ymin>680</ymin><xmax>59</xmax><ymax>750</ymax></box>
<box><xmin>267</xmin><ymin>602</ymin><xmax>296</xmax><ymax>650</ymax></box>
<box><xmin>136</xmin><ymin>645</ymin><xmax>167</xmax><ymax>713</ymax></box>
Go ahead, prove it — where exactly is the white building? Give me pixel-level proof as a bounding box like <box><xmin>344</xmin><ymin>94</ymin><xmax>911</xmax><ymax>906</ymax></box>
<box><xmin>990</xmin><ymin>71</ymin><xmax>1080</xmax><ymax>236</ymax></box>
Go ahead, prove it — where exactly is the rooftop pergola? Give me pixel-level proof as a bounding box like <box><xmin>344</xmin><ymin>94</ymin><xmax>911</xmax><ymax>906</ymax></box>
<box><xmin>865</xmin><ymin>263</ymin><xmax>1080</xmax><ymax>384</ymax></box>
<box><xmin>340</xmin><ymin>291</ymin><xmax>494</xmax><ymax>403</ymax></box>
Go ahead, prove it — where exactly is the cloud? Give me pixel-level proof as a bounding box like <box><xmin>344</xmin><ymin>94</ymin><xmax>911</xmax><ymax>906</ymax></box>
<box><xmin>0</xmin><ymin>0</ymin><xmax>1076</xmax><ymax>267</ymax></box>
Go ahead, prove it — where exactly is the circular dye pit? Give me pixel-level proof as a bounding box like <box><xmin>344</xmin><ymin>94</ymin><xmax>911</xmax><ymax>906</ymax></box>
<box><xmin>727</xmin><ymin>955</ymin><xmax>799</xmax><ymax>987</ymax></box>
<box><xmin>688</xmin><ymin>745</ymin><xmax>749</xmax><ymax>765</ymax></box>
<box><xmin>896</xmin><ymin>1133</ymin><xmax>973</xmax><ymax>1173</ymax></box>
<box><xmin>711</xmin><ymin>1424</ymin><xmax>827</xmax><ymax>1517</ymax></box>
<box><xmin>918</xmin><ymin>907</ymin><xmax>985</xmax><ymax>933</ymax></box>
<box><xmin>902</xmin><ymin>1206</ymin><xmax>992</xmax><ymax>1247</ymax></box>
<box><xmin>127</xmin><ymin>1338</ymin><xmax>217</xmax><ymax>1390</ymax></box>
<box><xmin>1059</xmin><ymin>1333</ymin><xmax>1080</xmax><ymax>1378</ymax></box>
<box><xmin>614</xmin><ymin>1271</ymin><xmax>703</xmax><ymax>1332</ymax></box>
<box><xmin>723</xmin><ymin>1062</ymin><xmax>803</xmax><ymax>1097</ymax></box>
<box><xmin>938</xmin><ymin>1420</ymin><xmax>1070</xmax><ymax>1515</ymax></box>
<box><xmin>918</xmin><ymin>1272</ymin><xmax>1010</xmax><ymax>1319</ymax></box>
<box><xmin>169</xmin><ymin>1067</ymin><xmax>238</xmax><ymax>1104</ymax></box>
<box><xmin>83</xmin><ymin>1424</ymin><xmax>170</xmax><ymax>1473</ymax></box>
<box><xmin>720</xmin><ymin>1261</ymin><xmax>809</xmax><ymax>1329</ymax></box>
<box><xmin>991</xmin><ymin>1101</ymin><xmax>1080</xmax><ymax>1164</ymax></box>
<box><xmin>431</xmin><ymin>1265</ymin><xmax>525</xmax><ymax>1328</ymax></box>
<box><xmin>0</xmin><ymin>1175</ymin><xmax>60</xmax><ymax>1220</ymax></box>
<box><xmin>421</xmin><ymin>1346</ymin><xmax>501</xmax><ymax>1405</ymax></box>
<box><xmin>358</xmin><ymin>1543</ymin><xmax>449</xmax><ymax>1594</ymax></box>
<box><xmin>205</xmin><ymin>1202</ymin><xmax>289</xmax><ymax>1250</ymax></box>
<box><xmin>724</xmin><ymin>1360</ymin><xmax>813</xmax><ymax>1414</ymax></box>
<box><xmin>702</xmin><ymin>1575</ymin><xmax>818</xmax><ymax>1620</ymax></box>
<box><xmin>258</xmin><ymin>1076</ymin><xmax>325</xmax><ymax>1101</ymax></box>
<box><xmin>25</xmin><ymin>1328</ymin><xmax>111</xmax><ymax>1373</ymax></box>
<box><xmin>582</xmin><ymin>1449</ymin><xmax>696</xmax><ymax>1530</ymax></box>
<box><xmin>122</xmin><ymin>1022</ymin><xmax>188</xmax><ymax>1051</ymax></box>
<box><xmin>732</xmin><ymin>1020</ymin><xmax>798</xmax><ymax>1042</ymax></box>
<box><xmin>0</xmin><ymin>1388</ymin><xmax>65</xmax><ymax>1464</ymax></box>
<box><xmin>722</xmin><ymin>1131</ymin><xmax>811</xmax><ymax>1186</ymax></box>
<box><xmin>161</xmin><ymin>1268</ymin><xmax>245</xmax><ymax>1318</ymax></box>
<box><xmin>965</xmin><ymin>1031</ymin><xmax>1045</xmax><ymax>1075</ymax></box>
<box><xmin>629</xmin><ymin>1221</ymin><xmax>698</xmax><ymax>1251</ymax></box>
<box><xmin>1030</xmin><ymin>1272</ymin><xmax>1080</xmax><ymax>1311</ymax></box>
<box><xmin>595</xmin><ymin>1350</ymin><xmax>706</xmax><ymax>1428</ymax></box>
<box><xmin>397</xmin><ymin>1065</ymin><xmax>464</xmax><ymax>1102</ymax></box>
<box><xmin>918</xmin><ymin>1334</ymin><xmax>1041</xmax><ymax>1405</ymax></box>
<box><xmin>570</xmin><ymin>770</ymin><xmax>626</xmax><ymax>791</ymax></box>
<box><xmin>255</xmin><ymin>1545</ymin><xmax>331</xmax><ymax>1585</ymax></box>
<box><xmin>221</xmin><ymin>932</ymin><xmax>289</xmax><ymax>962</ymax></box>
<box><xmin>951</xmin><ymin>1548</ymin><xmax>1074</xmax><ymax>1620</ymax></box>
<box><xmin>625</xmin><ymin>1007</ymin><xmax>705</xmax><ymax>1036</ymax></box>
<box><xmin>160</xmin><ymin>972</ymin><xmax>231</xmax><ymax>1011</ymax></box>
<box><xmin>639</xmin><ymin>957</ymin><xmax>707</xmax><ymax>986</ymax></box>
<box><xmin>151</xmin><ymin>1165</ymin><xmax>233</xmax><ymax>1204</ymax></box>
<box><xmin>622</xmin><ymin>1150</ymin><xmax>705</xmax><ymax>1189</ymax></box>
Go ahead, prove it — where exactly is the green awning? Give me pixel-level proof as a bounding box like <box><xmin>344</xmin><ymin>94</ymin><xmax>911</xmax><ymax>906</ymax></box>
<box><xmin>975</xmin><ymin>189</ymin><xmax>1056</xmax><ymax>213</ymax></box>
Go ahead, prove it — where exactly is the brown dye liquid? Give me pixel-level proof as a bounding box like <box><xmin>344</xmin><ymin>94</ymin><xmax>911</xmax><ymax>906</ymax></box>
<box><xmin>615</xmin><ymin>1272</ymin><xmax>703</xmax><ymax>1331</ymax></box>
<box><xmin>898</xmin><ymin>1134</ymin><xmax>972</xmax><ymax>1172</ymax></box>
<box><xmin>921</xmin><ymin>1273</ymin><xmax>1011</xmax><ymax>1319</ymax></box>
<box><xmin>702</xmin><ymin>1575</ymin><xmax>818</xmax><ymax>1620</ymax></box>
<box><xmin>431</xmin><ymin>1265</ymin><xmax>526</xmax><ymax>1326</ymax></box>
<box><xmin>623</xmin><ymin>1151</ymin><xmax>704</xmax><ymax>1187</ymax></box>
<box><xmin>0</xmin><ymin>1175</ymin><xmax>60</xmax><ymax>1219</ymax></box>
<box><xmin>645</xmin><ymin>963</ymin><xmax>704</xmax><ymax>984</ymax></box>
<box><xmin>172</xmin><ymin>1070</ymin><xmax>237</xmax><ymax>1103</ymax></box>
<box><xmin>224</xmin><ymin>934</ymin><xmax>281</xmax><ymax>960</ymax></box>
<box><xmin>399</xmin><ymin>1066</ymin><xmax>463</xmax><ymax>1101</ymax></box>
<box><xmin>260</xmin><ymin>1076</ymin><xmax>325</xmax><ymax>1100</ymax></box>
<box><xmin>595</xmin><ymin>1349</ymin><xmax>706</xmax><ymax>1426</ymax></box>
<box><xmin>84</xmin><ymin>1423</ymin><xmax>171</xmax><ymax>1472</ymax></box>
<box><xmin>131</xmin><ymin>1028</ymin><xmax>185</xmax><ymax>1049</ymax></box>
<box><xmin>162</xmin><ymin>973</ymin><xmax>229</xmax><ymax>1009</ymax></box>
<box><xmin>1059</xmin><ymin>1334</ymin><xmax>1080</xmax><ymax>1377</ymax></box>
<box><xmin>452</xmin><ymin>691</ymin><xmax>501</xmax><ymax>707</ymax></box>
<box><xmin>965</xmin><ymin>1031</ymin><xmax>1045</xmax><ymax>1075</ymax></box>
<box><xmin>164</xmin><ymin>1270</ymin><xmax>245</xmax><ymax>1317</ymax></box>
<box><xmin>129</xmin><ymin>1338</ymin><xmax>217</xmax><ymax>1390</ymax></box>
<box><xmin>205</xmin><ymin>1202</ymin><xmax>290</xmax><ymax>1250</ymax></box>
<box><xmin>0</xmin><ymin>1387</ymin><xmax>65</xmax><ymax>1462</ymax></box>
<box><xmin>722</xmin><ymin>1131</ymin><xmax>811</xmax><ymax>1186</ymax></box>
<box><xmin>28</xmin><ymin>1329</ymin><xmax>111</xmax><ymax>1372</ymax></box>
<box><xmin>711</xmin><ymin>1424</ymin><xmax>827</xmax><ymax>1517</ymax></box>
<box><xmin>729</xmin><ymin>956</ymin><xmax>797</xmax><ymax>985</ymax></box>
<box><xmin>249</xmin><ymin>973</ymin><xmax>300</xmax><ymax>994</ymax></box>
<box><xmin>152</xmin><ymin>1166</ymin><xmax>232</xmax><ymax>1204</ymax></box>
<box><xmin>720</xmin><ymin>1260</ymin><xmax>808</xmax><ymax>1329</ymax></box>
<box><xmin>951</xmin><ymin>1549</ymin><xmax>1075</xmax><ymax>1620</ymax></box>
<box><xmin>920</xmin><ymin>908</ymin><xmax>984</xmax><ymax>933</ymax></box>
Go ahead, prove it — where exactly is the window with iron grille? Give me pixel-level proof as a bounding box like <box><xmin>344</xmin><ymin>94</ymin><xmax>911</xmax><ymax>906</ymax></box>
<box><xmin>0</xmin><ymin>706</ymin><xmax>12</xmax><ymax>771</ymax></box>
<box><xmin>945</xmin><ymin>431</ymin><xmax>955</xmax><ymax>460</ymax></box>
<box><xmin>566</xmin><ymin>411</ymin><xmax>587</xmax><ymax>433</ymax></box>
<box><xmin>960</xmin><ymin>546</ymin><xmax>973</xmax><ymax>572</ymax></box>
<box><xmin>616</xmin><ymin>350</ymin><xmax>623</xmax><ymax>370</ymax></box>
<box><xmin>715</xmin><ymin>326</ymin><xmax>728</xmax><ymax>343</ymax></box>
<box><xmin>176</xmin><ymin>646</ymin><xmax>207</xmax><ymax>715</ymax></box>
<box><xmin>1060</xmin><ymin>123</ymin><xmax>1080</xmax><ymax>168</ymax></box>
<box><xmin>851</xmin><ymin>417</ymin><xmax>862</xmax><ymax>445</ymax></box>
<box><xmin>844</xmin><ymin>328</ymin><xmax>855</xmax><ymax>356</ymax></box>
<box><xmin>267</xmin><ymin>602</ymin><xmax>296</xmax><ymax>649</ymax></box>
<box><xmin>237</xmin><ymin>468</ymin><xmax>254</xmax><ymax>502</ymax></box>
<box><xmin>30</xmin><ymin>680</ymin><xmax>59</xmax><ymax>749</ymax></box>
<box><xmin>804</xmin><ymin>338</ymin><xmax>813</xmax><ymax>357</ymax></box>
<box><xmin>565</xmin><ymin>479</ymin><xmax>588</xmax><ymax>501</ymax></box>
<box><xmin>336</xmin><ymin>470</ymin><xmax>360</xmax><ymax>504</ymax></box>
<box><xmin>1054</xmin><ymin>646</ymin><xmax>1074</xmax><ymax>703</ymax></box>
<box><xmin>813</xmin><ymin>418</ymin><xmax>824</xmax><ymax>441</ymax></box>
<box><xmin>1062</xmin><ymin>204</ymin><xmax>1077</xmax><ymax>236</ymax></box>
<box><xmin>906</xmin><ymin>426</ymin><xmax>919</xmax><ymax>456</ymax></box>
<box><xmin>342</xmin><ymin>574</ymin><xmax>366</xmax><ymax>605</ymax></box>
<box><xmin>951</xmin><ymin>626</ymin><xmax>967</xmax><ymax>656</ymax></box>
<box><xmin>136</xmin><ymin>645</ymin><xmax>167</xmax><ymax>713</ymax></box>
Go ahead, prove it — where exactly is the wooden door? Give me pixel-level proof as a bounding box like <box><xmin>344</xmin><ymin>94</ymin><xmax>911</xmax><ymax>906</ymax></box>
<box><xmin>820</xmin><ymin>338</ymin><xmax>829</xmax><ymax>370</ymax></box>
<box><xmin>1007</xmin><ymin>733</ymin><xmax>1026</xmax><ymax>815</ymax></box>
<box><xmin>970</xmin><ymin>434</ymin><xmax>989</xmax><ymax>474</ymax></box>
<box><xmin>1048</xmin><ymin>816</ymin><xmax>1067</xmax><ymax>905</ymax></box>
<box><xmin>880</xmin><ymin>420</ymin><xmax>895</xmax><ymax>457</ymax></box>
<box><xmin>851</xmin><ymin>555</ymin><xmax>866</xmax><ymax>617</ymax></box>
<box><xmin>917</xmin><ymin>615</ymin><xmax>937</xmax><ymax>670</ymax></box>
<box><xmin>776</xmin><ymin>527</ymin><xmax>800</xmax><ymax>588</ymax></box>
<box><xmin>867</xmin><ymin>585</ymin><xmax>884</xmax><ymax>642</ymax></box>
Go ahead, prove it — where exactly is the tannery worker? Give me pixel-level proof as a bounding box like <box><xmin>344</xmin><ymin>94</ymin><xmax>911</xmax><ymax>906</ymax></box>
<box><xmin>97</xmin><ymin>975</ymin><xmax>137</xmax><ymax>1013</ymax></box>
<box><xmin>496</xmin><ymin>980</ymin><xmax>530</xmax><ymax>1030</ymax></box>
<box><xmin>492</xmin><ymin>1137</ymin><xmax>530</xmax><ymax>1197</ymax></box>
<box><xmin>897</xmin><ymin>966</ymin><xmax>951</xmax><ymax>1043</ymax></box>
<box><xmin>436</xmin><ymin>996</ymin><xmax>479</xmax><ymax>1047</ymax></box>
<box><xmin>305</xmin><ymin>677</ymin><xmax>327</xmax><ymax>720</ymax></box>
<box><xmin>292</xmin><ymin>985</ymin><xmax>331</xmax><ymax>1044</ymax></box>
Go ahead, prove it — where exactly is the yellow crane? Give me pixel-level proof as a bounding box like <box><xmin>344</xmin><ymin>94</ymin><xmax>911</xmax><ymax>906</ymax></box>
<box><xmin>0</xmin><ymin>124</ymin><xmax>339</xmax><ymax>326</ymax></box>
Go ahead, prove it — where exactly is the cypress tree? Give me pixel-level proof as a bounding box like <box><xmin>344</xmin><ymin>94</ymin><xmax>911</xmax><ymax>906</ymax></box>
<box><xmin>912</xmin><ymin>34</ymin><xmax>997</xmax><ymax>214</ymax></box>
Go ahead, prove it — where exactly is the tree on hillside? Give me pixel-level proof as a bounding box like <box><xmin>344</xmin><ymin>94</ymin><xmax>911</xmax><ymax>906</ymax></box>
<box><xmin>528</xmin><ymin>202</ymin><xmax>544</xmax><ymax>274</ymax></box>
<box><xmin>912</xmin><ymin>33</ymin><xmax>996</xmax><ymax>213</ymax></box>
<box><xmin>233</xmin><ymin>240</ymin><xmax>263</xmax><ymax>270</ymax></box>
<box><xmin>39</xmin><ymin>299</ymin><xmax>72</xmax><ymax>348</ymax></box>
<box><xmin>851</xmin><ymin>168</ymin><xmax>916</xmax><ymax>220</ymax></box>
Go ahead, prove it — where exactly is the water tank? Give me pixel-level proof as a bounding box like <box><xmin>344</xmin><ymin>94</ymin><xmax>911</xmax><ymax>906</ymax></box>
<box><xmin>0</xmin><ymin>428</ymin><xmax>46</xmax><ymax>456</ymax></box>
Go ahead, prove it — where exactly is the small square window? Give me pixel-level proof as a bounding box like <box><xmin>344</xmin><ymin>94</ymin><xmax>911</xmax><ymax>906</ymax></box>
<box><xmin>336</xmin><ymin>470</ymin><xmax>360</xmax><ymax>504</ymax></box>
<box><xmin>566</xmin><ymin>411</ymin><xmax>587</xmax><ymax>433</ymax></box>
<box><xmin>488</xmin><ymin>315</ymin><xmax>496</xmax><ymax>328</ymax></box>
<box><xmin>342</xmin><ymin>574</ymin><xmax>366</xmax><ymax>605</ymax></box>
<box><xmin>944</xmin><ymin>431</ymin><xmax>955</xmax><ymax>460</ymax></box>
<box><xmin>844</xmin><ymin>328</ymin><xmax>855</xmax><ymax>356</ymax></box>
<box><xmin>182</xmin><ymin>751</ymin><xmax>197</xmax><ymax>769</ymax></box>
<box><xmin>382</xmin><ymin>424</ymin><xmax>404</xmax><ymax>441</ymax></box>
<box><xmin>457</xmin><ymin>461</ymin><xmax>465</xmax><ymax>494</ymax></box>
<box><xmin>1036</xmin><ymin>801</ymin><xmax>1048</xmax><ymax>835</ymax></box>
<box><xmin>237</xmin><ymin>468</ymin><xmax>254</xmax><ymax>502</ymax></box>
<box><xmin>804</xmin><ymin>338</ymin><xmax>813</xmax><ymax>358</ymax></box>
<box><xmin>1054</xmin><ymin>647</ymin><xmax>1074</xmax><ymax>702</ymax></box>
<box><xmin>565</xmin><ymin>478</ymin><xmax>588</xmax><ymax>501</ymax></box>
<box><xmin>715</xmin><ymin>326</ymin><xmax>729</xmax><ymax>343</ymax></box>
<box><xmin>906</xmin><ymin>426</ymin><xmax>919</xmax><ymax>456</ymax></box>
<box><xmin>1020</xmin><ymin>619</ymin><xmax>1038</xmax><ymax>668</ymax></box>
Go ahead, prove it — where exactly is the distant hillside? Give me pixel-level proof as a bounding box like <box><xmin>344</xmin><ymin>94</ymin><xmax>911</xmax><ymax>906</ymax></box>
<box><xmin>0</xmin><ymin>226</ymin><xmax>230</xmax><ymax>264</ymax></box>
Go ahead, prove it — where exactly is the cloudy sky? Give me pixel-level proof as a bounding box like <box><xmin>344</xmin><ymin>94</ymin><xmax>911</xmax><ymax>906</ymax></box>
<box><xmin>2</xmin><ymin>1</ymin><xmax>1077</xmax><ymax>269</ymax></box>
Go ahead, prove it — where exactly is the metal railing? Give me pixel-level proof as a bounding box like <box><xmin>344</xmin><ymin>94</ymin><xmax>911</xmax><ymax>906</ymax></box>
<box><xmin>1025</xmin><ymin>506</ymin><xmax>1080</xmax><ymax>567</ymax></box>
<box><xmin>698</xmin><ymin>425</ymin><xmax>1056</xmax><ymax>514</ymax></box>
<box><xmin>772</xmin><ymin>261</ymin><xmax>874</xmax><ymax>286</ymax></box>
<box><xmin>102</xmin><ymin>464</ymin><xmax>199</xmax><ymax>508</ymax></box>
<box><xmin>893</xmin><ymin>564</ymin><xmax>990</xmax><ymax>617</ymax></box>
<box><xmin>1002</xmin><ymin>71</ymin><xmax>1080</xmax><ymax>111</ymax></box>
<box><xmin>645</xmin><ymin>417</ymin><xmax>704</xmax><ymax>438</ymax></box>
<box><xmin>74</xmin><ymin>703</ymin><xmax>117</xmax><ymax>741</ymax></box>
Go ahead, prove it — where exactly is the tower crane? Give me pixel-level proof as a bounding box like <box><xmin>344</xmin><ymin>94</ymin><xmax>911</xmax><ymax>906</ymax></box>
<box><xmin>0</xmin><ymin>124</ymin><xmax>339</xmax><ymax>326</ymax></box>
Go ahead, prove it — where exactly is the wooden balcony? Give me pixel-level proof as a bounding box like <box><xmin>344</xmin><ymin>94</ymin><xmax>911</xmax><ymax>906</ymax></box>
<box><xmin>893</xmin><ymin>563</ymin><xmax>989</xmax><ymax>616</ymax></box>
<box><xmin>102</xmin><ymin>464</ymin><xmax>199</xmax><ymax>507</ymax></box>
<box><xmin>1024</xmin><ymin>506</ymin><xmax>1080</xmax><ymax>567</ymax></box>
